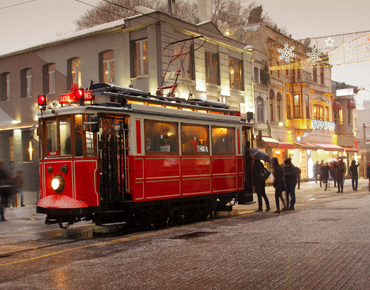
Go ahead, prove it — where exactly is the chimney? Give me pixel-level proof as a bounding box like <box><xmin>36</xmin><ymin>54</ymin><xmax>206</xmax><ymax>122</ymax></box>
<box><xmin>199</xmin><ymin>0</ymin><xmax>212</xmax><ymax>22</ymax></box>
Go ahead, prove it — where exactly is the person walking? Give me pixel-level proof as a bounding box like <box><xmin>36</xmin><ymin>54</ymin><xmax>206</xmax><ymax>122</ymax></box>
<box><xmin>367</xmin><ymin>163</ymin><xmax>370</xmax><ymax>192</ymax></box>
<box><xmin>313</xmin><ymin>161</ymin><xmax>319</xmax><ymax>183</ymax></box>
<box><xmin>253</xmin><ymin>159</ymin><xmax>270</xmax><ymax>212</ymax></box>
<box><xmin>13</xmin><ymin>170</ymin><xmax>24</xmax><ymax>207</ymax></box>
<box><xmin>271</xmin><ymin>157</ymin><xmax>286</xmax><ymax>213</ymax></box>
<box><xmin>335</xmin><ymin>160</ymin><xmax>346</xmax><ymax>193</ymax></box>
<box><xmin>283</xmin><ymin>158</ymin><xmax>297</xmax><ymax>210</ymax></box>
<box><xmin>319</xmin><ymin>160</ymin><xmax>324</xmax><ymax>187</ymax></box>
<box><xmin>329</xmin><ymin>162</ymin><xmax>337</xmax><ymax>187</ymax></box>
<box><xmin>296</xmin><ymin>167</ymin><xmax>301</xmax><ymax>189</ymax></box>
<box><xmin>320</xmin><ymin>163</ymin><xmax>330</xmax><ymax>191</ymax></box>
<box><xmin>349</xmin><ymin>160</ymin><xmax>359</xmax><ymax>191</ymax></box>
<box><xmin>0</xmin><ymin>160</ymin><xmax>10</xmax><ymax>221</ymax></box>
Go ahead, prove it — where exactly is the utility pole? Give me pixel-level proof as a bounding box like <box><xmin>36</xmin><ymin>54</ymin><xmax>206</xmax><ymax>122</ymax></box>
<box><xmin>363</xmin><ymin>123</ymin><xmax>366</xmax><ymax>177</ymax></box>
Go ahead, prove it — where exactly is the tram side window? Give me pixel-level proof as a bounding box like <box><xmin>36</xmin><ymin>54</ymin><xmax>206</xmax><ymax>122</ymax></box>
<box><xmin>74</xmin><ymin>115</ymin><xmax>83</xmax><ymax>156</ymax></box>
<box><xmin>46</xmin><ymin>120</ymin><xmax>57</xmax><ymax>152</ymax></box>
<box><xmin>144</xmin><ymin>120</ymin><xmax>178</xmax><ymax>155</ymax></box>
<box><xmin>212</xmin><ymin>127</ymin><xmax>235</xmax><ymax>155</ymax></box>
<box><xmin>60</xmin><ymin>118</ymin><xmax>71</xmax><ymax>156</ymax></box>
<box><xmin>181</xmin><ymin>124</ymin><xmax>209</xmax><ymax>155</ymax></box>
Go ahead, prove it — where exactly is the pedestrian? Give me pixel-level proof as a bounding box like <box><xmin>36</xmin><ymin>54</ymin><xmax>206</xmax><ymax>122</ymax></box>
<box><xmin>283</xmin><ymin>157</ymin><xmax>297</xmax><ymax>210</ymax></box>
<box><xmin>329</xmin><ymin>162</ymin><xmax>337</xmax><ymax>187</ymax></box>
<box><xmin>349</xmin><ymin>160</ymin><xmax>359</xmax><ymax>191</ymax></box>
<box><xmin>296</xmin><ymin>167</ymin><xmax>301</xmax><ymax>189</ymax></box>
<box><xmin>313</xmin><ymin>161</ymin><xmax>319</xmax><ymax>183</ymax></box>
<box><xmin>335</xmin><ymin>160</ymin><xmax>346</xmax><ymax>193</ymax></box>
<box><xmin>271</xmin><ymin>157</ymin><xmax>286</xmax><ymax>213</ymax></box>
<box><xmin>319</xmin><ymin>160</ymin><xmax>324</xmax><ymax>187</ymax></box>
<box><xmin>320</xmin><ymin>163</ymin><xmax>330</xmax><ymax>191</ymax></box>
<box><xmin>13</xmin><ymin>170</ymin><xmax>24</xmax><ymax>207</ymax></box>
<box><xmin>367</xmin><ymin>163</ymin><xmax>370</xmax><ymax>192</ymax></box>
<box><xmin>253</xmin><ymin>158</ymin><xmax>270</xmax><ymax>212</ymax></box>
<box><xmin>0</xmin><ymin>160</ymin><xmax>10</xmax><ymax>222</ymax></box>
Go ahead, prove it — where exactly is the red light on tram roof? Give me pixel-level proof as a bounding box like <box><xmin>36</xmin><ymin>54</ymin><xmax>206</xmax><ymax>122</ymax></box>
<box><xmin>74</xmin><ymin>88</ymin><xmax>84</xmax><ymax>100</ymax></box>
<box><xmin>38</xmin><ymin>95</ymin><xmax>47</xmax><ymax>110</ymax></box>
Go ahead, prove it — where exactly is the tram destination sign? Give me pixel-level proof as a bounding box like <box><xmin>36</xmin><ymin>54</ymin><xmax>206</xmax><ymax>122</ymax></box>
<box><xmin>58</xmin><ymin>90</ymin><xmax>93</xmax><ymax>104</ymax></box>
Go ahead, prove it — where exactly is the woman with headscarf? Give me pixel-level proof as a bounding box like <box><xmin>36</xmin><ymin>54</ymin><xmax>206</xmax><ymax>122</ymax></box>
<box><xmin>271</xmin><ymin>157</ymin><xmax>286</xmax><ymax>213</ymax></box>
<box><xmin>253</xmin><ymin>159</ymin><xmax>270</xmax><ymax>212</ymax></box>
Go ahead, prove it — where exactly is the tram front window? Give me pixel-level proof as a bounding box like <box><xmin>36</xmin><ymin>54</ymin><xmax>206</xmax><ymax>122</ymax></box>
<box><xmin>181</xmin><ymin>124</ymin><xmax>209</xmax><ymax>154</ymax></box>
<box><xmin>60</xmin><ymin>118</ymin><xmax>71</xmax><ymax>156</ymax></box>
<box><xmin>46</xmin><ymin>120</ymin><xmax>57</xmax><ymax>152</ymax></box>
<box><xmin>74</xmin><ymin>115</ymin><xmax>83</xmax><ymax>156</ymax></box>
<box><xmin>212</xmin><ymin>127</ymin><xmax>235</xmax><ymax>155</ymax></box>
<box><xmin>144</xmin><ymin>120</ymin><xmax>178</xmax><ymax>155</ymax></box>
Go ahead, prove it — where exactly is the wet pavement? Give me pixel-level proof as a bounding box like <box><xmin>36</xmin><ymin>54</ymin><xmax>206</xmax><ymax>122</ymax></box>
<box><xmin>1</xmin><ymin>178</ymin><xmax>370</xmax><ymax>289</ymax></box>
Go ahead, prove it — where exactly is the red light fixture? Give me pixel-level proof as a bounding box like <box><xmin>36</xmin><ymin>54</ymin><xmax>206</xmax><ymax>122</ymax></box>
<box><xmin>74</xmin><ymin>88</ymin><xmax>84</xmax><ymax>100</ymax></box>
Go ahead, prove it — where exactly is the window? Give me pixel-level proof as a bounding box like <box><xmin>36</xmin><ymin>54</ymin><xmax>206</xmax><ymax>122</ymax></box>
<box><xmin>305</xmin><ymin>95</ymin><xmax>310</xmax><ymax>119</ymax></box>
<box><xmin>229</xmin><ymin>57</ymin><xmax>243</xmax><ymax>90</ymax></box>
<box><xmin>269</xmin><ymin>90</ymin><xmax>274</xmax><ymax>122</ymax></box>
<box><xmin>134</xmin><ymin>40</ymin><xmax>149</xmax><ymax>77</ymax></box>
<box><xmin>145</xmin><ymin>120</ymin><xmax>178</xmax><ymax>155</ymax></box>
<box><xmin>181</xmin><ymin>124</ymin><xmax>209</xmax><ymax>155</ymax></box>
<box><xmin>268</xmin><ymin>49</ymin><xmax>273</xmax><ymax>77</ymax></box>
<box><xmin>22</xmin><ymin>130</ymin><xmax>33</xmax><ymax>162</ymax></box>
<box><xmin>74</xmin><ymin>115</ymin><xmax>83</xmax><ymax>156</ymax></box>
<box><xmin>43</xmin><ymin>63</ymin><xmax>55</xmax><ymax>94</ymax></box>
<box><xmin>313</xmin><ymin>65</ymin><xmax>317</xmax><ymax>83</ymax></box>
<box><xmin>205</xmin><ymin>52</ymin><xmax>219</xmax><ymax>85</ymax></box>
<box><xmin>293</xmin><ymin>94</ymin><xmax>301</xmax><ymax>118</ymax></box>
<box><xmin>313</xmin><ymin>105</ymin><xmax>324</xmax><ymax>120</ymax></box>
<box><xmin>347</xmin><ymin>107</ymin><xmax>351</xmax><ymax>124</ymax></box>
<box><xmin>68</xmin><ymin>57</ymin><xmax>81</xmax><ymax>89</ymax></box>
<box><xmin>290</xmin><ymin>59</ymin><xmax>295</xmax><ymax>82</ymax></box>
<box><xmin>277</xmin><ymin>93</ymin><xmax>281</xmax><ymax>122</ymax></box>
<box><xmin>46</xmin><ymin>119</ymin><xmax>57</xmax><ymax>153</ymax></box>
<box><xmin>297</xmin><ymin>58</ymin><xmax>301</xmax><ymax>80</ymax></box>
<box><xmin>174</xmin><ymin>43</ymin><xmax>193</xmax><ymax>80</ymax></box>
<box><xmin>276</xmin><ymin>61</ymin><xmax>280</xmax><ymax>78</ymax></box>
<box><xmin>326</xmin><ymin>107</ymin><xmax>329</xmax><ymax>122</ymax></box>
<box><xmin>60</xmin><ymin>117</ymin><xmax>71</xmax><ymax>156</ymax></box>
<box><xmin>253</xmin><ymin>67</ymin><xmax>259</xmax><ymax>83</ymax></box>
<box><xmin>0</xmin><ymin>72</ymin><xmax>10</xmax><ymax>101</ymax></box>
<box><xmin>21</xmin><ymin>68</ymin><xmax>32</xmax><ymax>98</ymax></box>
<box><xmin>286</xmin><ymin>94</ymin><xmax>291</xmax><ymax>119</ymax></box>
<box><xmin>212</xmin><ymin>126</ymin><xmax>235</xmax><ymax>155</ymax></box>
<box><xmin>100</xmin><ymin>50</ymin><xmax>114</xmax><ymax>83</ymax></box>
<box><xmin>257</xmin><ymin>97</ymin><xmax>264</xmax><ymax>123</ymax></box>
<box><xmin>320</xmin><ymin>65</ymin><xmax>324</xmax><ymax>85</ymax></box>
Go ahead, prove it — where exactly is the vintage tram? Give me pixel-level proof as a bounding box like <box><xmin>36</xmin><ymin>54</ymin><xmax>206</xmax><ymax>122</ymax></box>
<box><xmin>36</xmin><ymin>82</ymin><xmax>252</xmax><ymax>228</ymax></box>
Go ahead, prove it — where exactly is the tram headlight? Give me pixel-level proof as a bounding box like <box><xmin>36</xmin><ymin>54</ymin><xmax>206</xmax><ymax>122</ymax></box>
<box><xmin>51</xmin><ymin>174</ymin><xmax>65</xmax><ymax>193</ymax></box>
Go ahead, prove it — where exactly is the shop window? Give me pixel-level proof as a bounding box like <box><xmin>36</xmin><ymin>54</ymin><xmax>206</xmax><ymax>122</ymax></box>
<box><xmin>229</xmin><ymin>57</ymin><xmax>243</xmax><ymax>90</ymax></box>
<box><xmin>181</xmin><ymin>124</ymin><xmax>209</xmax><ymax>155</ymax></box>
<box><xmin>100</xmin><ymin>50</ymin><xmax>114</xmax><ymax>83</ymax></box>
<box><xmin>205</xmin><ymin>52</ymin><xmax>219</xmax><ymax>85</ymax></box>
<box><xmin>0</xmin><ymin>72</ymin><xmax>10</xmax><ymax>101</ymax></box>
<box><xmin>212</xmin><ymin>127</ymin><xmax>235</xmax><ymax>155</ymax></box>
<box><xmin>145</xmin><ymin>120</ymin><xmax>178</xmax><ymax>155</ymax></box>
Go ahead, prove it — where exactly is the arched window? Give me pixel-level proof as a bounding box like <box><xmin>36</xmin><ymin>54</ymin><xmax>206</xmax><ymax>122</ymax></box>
<box><xmin>269</xmin><ymin>89</ymin><xmax>274</xmax><ymax>122</ymax></box>
<box><xmin>257</xmin><ymin>97</ymin><xmax>264</xmax><ymax>123</ymax></box>
<box><xmin>286</xmin><ymin>93</ymin><xmax>291</xmax><ymax>119</ymax></box>
<box><xmin>277</xmin><ymin>92</ymin><xmax>282</xmax><ymax>122</ymax></box>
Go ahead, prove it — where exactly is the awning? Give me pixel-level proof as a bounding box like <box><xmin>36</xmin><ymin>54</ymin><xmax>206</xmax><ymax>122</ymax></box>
<box><xmin>261</xmin><ymin>137</ymin><xmax>279</xmax><ymax>148</ymax></box>
<box><xmin>333</xmin><ymin>101</ymin><xmax>342</xmax><ymax>110</ymax></box>
<box><xmin>347</xmin><ymin>100</ymin><xmax>356</xmax><ymax>109</ymax></box>
<box><xmin>278</xmin><ymin>142</ymin><xmax>294</xmax><ymax>149</ymax></box>
<box><xmin>342</xmin><ymin>146</ymin><xmax>358</xmax><ymax>153</ymax></box>
<box><xmin>314</xmin><ymin>143</ymin><xmax>345</xmax><ymax>152</ymax></box>
<box><xmin>294</xmin><ymin>142</ymin><xmax>318</xmax><ymax>150</ymax></box>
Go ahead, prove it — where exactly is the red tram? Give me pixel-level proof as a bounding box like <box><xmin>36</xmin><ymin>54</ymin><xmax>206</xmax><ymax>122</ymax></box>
<box><xmin>36</xmin><ymin>82</ymin><xmax>252</xmax><ymax>228</ymax></box>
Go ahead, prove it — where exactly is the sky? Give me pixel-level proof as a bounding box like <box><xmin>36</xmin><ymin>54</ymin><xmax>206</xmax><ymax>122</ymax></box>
<box><xmin>0</xmin><ymin>0</ymin><xmax>369</xmax><ymax>108</ymax></box>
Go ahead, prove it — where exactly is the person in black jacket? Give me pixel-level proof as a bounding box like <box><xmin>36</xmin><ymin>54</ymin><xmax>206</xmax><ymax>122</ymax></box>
<box><xmin>253</xmin><ymin>159</ymin><xmax>270</xmax><ymax>212</ymax></box>
<box><xmin>271</xmin><ymin>157</ymin><xmax>286</xmax><ymax>213</ymax></box>
<box><xmin>349</xmin><ymin>160</ymin><xmax>359</xmax><ymax>191</ymax></box>
<box><xmin>320</xmin><ymin>163</ymin><xmax>330</xmax><ymax>191</ymax></box>
<box><xmin>283</xmin><ymin>158</ymin><xmax>297</xmax><ymax>210</ymax></box>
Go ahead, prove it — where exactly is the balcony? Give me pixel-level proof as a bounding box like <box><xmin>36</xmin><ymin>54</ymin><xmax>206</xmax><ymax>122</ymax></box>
<box><xmin>311</xmin><ymin>119</ymin><xmax>335</xmax><ymax>132</ymax></box>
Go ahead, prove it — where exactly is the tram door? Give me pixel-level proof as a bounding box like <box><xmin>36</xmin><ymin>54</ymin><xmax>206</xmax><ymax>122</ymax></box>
<box><xmin>240</xmin><ymin>126</ymin><xmax>253</xmax><ymax>204</ymax></box>
<box><xmin>98</xmin><ymin>116</ymin><xmax>129</xmax><ymax>202</ymax></box>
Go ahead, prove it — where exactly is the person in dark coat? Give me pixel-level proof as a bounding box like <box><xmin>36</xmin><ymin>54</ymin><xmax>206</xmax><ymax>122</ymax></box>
<box><xmin>283</xmin><ymin>158</ymin><xmax>297</xmax><ymax>210</ymax></box>
<box><xmin>349</xmin><ymin>160</ymin><xmax>359</xmax><ymax>191</ymax></box>
<box><xmin>320</xmin><ymin>163</ymin><xmax>330</xmax><ymax>191</ymax></box>
<box><xmin>329</xmin><ymin>163</ymin><xmax>337</xmax><ymax>187</ymax></box>
<box><xmin>271</xmin><ymin>157</ymin><xmax>286</xmax><ymax>213</ymax></box>
<box><xmin>253</xmin><ymin>159</ymin><xmax>270</xmax><ymax>212</ymax></box>
<box><xmin>296</xmin><ymin>167</ymin><xmax>301</xmax><ymax>189</ymax></box>
<box><xmin>335</xmin><ymin>160</ymin><xmax>346</xmax><ymax>193</ymax></box>
<box><xmin>0</xmin><ymin>160</ymin><xmax>9</xmax><ymax>222</ymax></box>
<box><xmin>319</xmin><ymin>160</ymin><xmax>324</xmax><ymax>187</ymax></box>
<box><xmin>313</xmin><ymin>161</ymin><xmax>319</xmax><ymax>183</ymax></box>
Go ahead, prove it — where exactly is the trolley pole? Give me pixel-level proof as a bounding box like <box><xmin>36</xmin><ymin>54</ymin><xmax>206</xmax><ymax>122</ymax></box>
<box><xmin>363</xmin><ymin>123</ymin><xmax>366</xmax><ymax>177</ymax></box>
